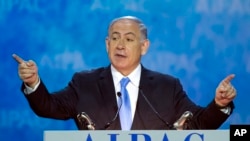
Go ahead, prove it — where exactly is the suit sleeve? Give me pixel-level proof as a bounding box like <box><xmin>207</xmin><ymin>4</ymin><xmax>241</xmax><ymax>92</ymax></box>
<box><xmin>173</xmin><ymin>78</ymin><xmax>234</xmax><ymax>129</ymax></box>
<box><xmin>21</xmin><ymin>77</ymin><xmax>78</xmax><ymax>120</ymax></box>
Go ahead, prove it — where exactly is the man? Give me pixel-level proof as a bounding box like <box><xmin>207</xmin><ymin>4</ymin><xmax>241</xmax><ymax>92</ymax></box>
<box><xmin>13</xmin><ymin>16</ymin><xmax>236</xmax><ymax>130</ymax></box>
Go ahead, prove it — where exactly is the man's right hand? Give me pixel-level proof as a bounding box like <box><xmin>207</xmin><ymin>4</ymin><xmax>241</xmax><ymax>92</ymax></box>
<box><xmin>12</xmin><ymin>54</ymin><xmax>39</xmax><ymax>88</ymax></box>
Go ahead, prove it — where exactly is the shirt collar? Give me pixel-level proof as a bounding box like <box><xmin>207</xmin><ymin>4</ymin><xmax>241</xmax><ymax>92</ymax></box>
<box><xmin>111</xmin><ymin>64</ymin><xmax>141</xmax><ymax>88</ymax></box>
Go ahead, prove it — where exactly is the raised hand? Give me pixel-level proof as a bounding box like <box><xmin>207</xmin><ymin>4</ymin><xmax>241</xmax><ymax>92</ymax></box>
<box><xmin>12</xmin><ymin>54</ymin><xmax>39</xmax><ymax>88</ymax></box>
<box><xmin>215</xmin><ymin>74</ymin><xmax>236</xmax><ymax>107</ymax></box>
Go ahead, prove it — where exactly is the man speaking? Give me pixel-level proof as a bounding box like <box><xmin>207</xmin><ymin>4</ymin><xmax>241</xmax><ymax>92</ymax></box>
<box><xmin>13</xmin><ymin>16</ymin><xmax>236</xmax><ymax>130</ymax></box>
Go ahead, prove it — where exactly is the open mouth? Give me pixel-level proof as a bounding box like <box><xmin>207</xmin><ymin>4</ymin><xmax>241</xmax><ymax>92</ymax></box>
<box><xmin>115</xmin><ymin>54</ymin><xmax>126</xmax><ymax>58</ymax></box>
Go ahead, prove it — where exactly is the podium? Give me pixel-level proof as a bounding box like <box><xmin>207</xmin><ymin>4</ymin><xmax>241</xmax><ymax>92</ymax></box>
<box><xmin>44</xmin><ymin>130</ymin><xmax>229</xmax><ymax>141</ymax></box>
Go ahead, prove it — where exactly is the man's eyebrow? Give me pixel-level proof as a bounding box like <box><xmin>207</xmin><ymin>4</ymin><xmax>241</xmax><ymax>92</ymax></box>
<box><xmin>124</xmin><ymin>32</ymin><xmax>136</xmax><ymax>37</ymax></box>
<box><xmin>111</xmin><ymin>32</ymin><xmax>120</xmax><ymax>35</ymax></box>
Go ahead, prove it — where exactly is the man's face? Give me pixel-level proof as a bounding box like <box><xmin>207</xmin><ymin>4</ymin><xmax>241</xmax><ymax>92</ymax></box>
<box><xmin>106</xmin><ymin>19</ymin><xmax>149</xmax><ymax>76</ymax></box>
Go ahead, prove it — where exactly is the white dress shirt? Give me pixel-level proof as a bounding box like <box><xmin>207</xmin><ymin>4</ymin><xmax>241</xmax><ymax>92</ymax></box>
<box><xmin>111</xmin><ymin>64</ymin><xmax>141</xmax><ymax>121</ymax></box>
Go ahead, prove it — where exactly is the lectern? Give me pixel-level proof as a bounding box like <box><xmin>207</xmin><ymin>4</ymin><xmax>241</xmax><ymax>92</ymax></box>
<box><xmin>44</xmin><ymin>130</ymin><xmax>229</xmax><ymax>141</ymax></box>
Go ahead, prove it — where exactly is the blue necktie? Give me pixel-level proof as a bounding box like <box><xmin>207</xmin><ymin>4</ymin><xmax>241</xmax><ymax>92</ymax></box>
<box><xmin>119</xmin><ymin>77</ymin><xmax>132</xmax><ymax>130</ymax></box>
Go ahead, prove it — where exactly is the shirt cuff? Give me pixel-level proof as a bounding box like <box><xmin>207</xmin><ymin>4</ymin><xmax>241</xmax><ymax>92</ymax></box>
<box><xmin>23</xmin><ymin>79</ymin><xmax>40</xmax><ymax>94</ymax></box>
<box><xmin>220</xmin><ymin>106</ymin><xmax>231</xmax><ymax>115</ymax></box>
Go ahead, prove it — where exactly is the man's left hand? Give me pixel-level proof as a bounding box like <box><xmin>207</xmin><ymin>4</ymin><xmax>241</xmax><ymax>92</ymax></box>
<box><xmin>215</xmin><ymin>74</ymin><xmax>237</xmax><ymax>107</ymax></box>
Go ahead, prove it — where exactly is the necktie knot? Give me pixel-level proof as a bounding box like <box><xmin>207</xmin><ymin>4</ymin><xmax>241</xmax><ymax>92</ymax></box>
<box><xmin>120</xmin><ymin>77</ymin><xmax>130</xmax><ymax>88</ymax></box>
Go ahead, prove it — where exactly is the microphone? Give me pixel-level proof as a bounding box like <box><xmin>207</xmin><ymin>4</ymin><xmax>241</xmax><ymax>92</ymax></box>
<box><xmin>77</xmin><ymin>112</ymin><xmax>95</xmax><ymax>130</ymax></box>
<box><xmin>138</xmin><ymin>87</ymin><xmax>173</xmax><ymax>129</ymax></box>
<box><xmin>103</xmin><ymin>92</ymin><xmax>122</xmax><ymax>129</ymax></box>
<box><xmin>173</xmin><ymin>111</ymin><xmax>193</xmax><ymax>130</ymax></box>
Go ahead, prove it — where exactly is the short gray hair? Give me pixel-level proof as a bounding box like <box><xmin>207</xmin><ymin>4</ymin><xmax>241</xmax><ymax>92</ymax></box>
<box><xmin>107</xmin><ymin>16</ymin><xmax>148</xmax><ymax>40</ymax></box>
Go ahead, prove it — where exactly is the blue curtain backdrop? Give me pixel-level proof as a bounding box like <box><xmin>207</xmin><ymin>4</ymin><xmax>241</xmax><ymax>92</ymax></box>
<box><xmin>1</xmin><ymin>0</ymin><xmax>250</xmax><ymax>140</ymax></box>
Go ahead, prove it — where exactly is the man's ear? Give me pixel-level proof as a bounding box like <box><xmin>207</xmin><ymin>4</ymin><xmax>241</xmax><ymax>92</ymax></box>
<box><xmin>105</xmin><ymin>37</ymin><xmax>110</xmax><ymax>53</ymax></box>
<box><xmin>141</xmin><ymin>39</ymin><xmax>150</xmax><ymax>55</ymax></box>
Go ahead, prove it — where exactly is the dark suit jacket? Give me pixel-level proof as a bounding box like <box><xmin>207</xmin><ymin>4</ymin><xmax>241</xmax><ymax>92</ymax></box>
<box><xmin>23</xmin><ymin>65</ymin><xmax>234</xmax><ymax>130</ymax></box>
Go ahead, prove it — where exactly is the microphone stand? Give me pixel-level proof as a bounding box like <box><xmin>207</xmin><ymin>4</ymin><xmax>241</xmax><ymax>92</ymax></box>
<box><xmin>138</xmin><ymin>88</ymin><xmax>174</xmax><ymax>129</ymax></box>
<box><xmin>103</xmin><ymin>92</ymin><xmax>122</xmax><ymax>130</ymax></box>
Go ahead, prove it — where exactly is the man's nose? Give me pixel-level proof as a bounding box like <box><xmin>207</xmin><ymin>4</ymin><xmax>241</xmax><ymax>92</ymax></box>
<box><xmin>117</xmin><ymin>39</ymin><xmax>125</xmax><ymax>49</ymax></box>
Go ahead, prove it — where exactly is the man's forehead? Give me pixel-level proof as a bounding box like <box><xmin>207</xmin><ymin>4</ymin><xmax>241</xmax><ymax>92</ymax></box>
<box><xmin>113</xmin><ymin>18</ymin><xmax>138</xmax><ymax>25</ymax></box>
<box><xmin>111</xmin><ymin>31</ymin><xmax>136</xmax><ymax>37</ymax></box>
<box><xmin>109</xmin><ymin>20</ymin><xmax>140</xmax><ymax>34</ymax></box>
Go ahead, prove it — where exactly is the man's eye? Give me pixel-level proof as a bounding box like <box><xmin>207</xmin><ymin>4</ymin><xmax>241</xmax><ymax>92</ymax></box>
<box><xmin>126</xmin><ymin>38</ymin><xmax>134</xmax><ymax>42</ymax></box>
<box><xmin>111</xmin><ymin>37</ymin><xmax>119</xmax><ymax>41</ymax></box>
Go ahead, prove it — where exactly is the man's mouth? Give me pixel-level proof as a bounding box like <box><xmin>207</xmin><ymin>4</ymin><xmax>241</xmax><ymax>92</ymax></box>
<box><xmin>115</xmin><ymin>54</ymin><xmax>126</xmax><ymax>58</ymax></box>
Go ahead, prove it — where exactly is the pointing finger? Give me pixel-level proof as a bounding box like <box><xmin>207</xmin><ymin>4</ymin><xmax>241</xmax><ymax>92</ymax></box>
<box><xmin>222</xmin><ymin>74</ymin><xmax>235</xmax><ymax>84</ymax></box>
<box><xmin>12</xmin><ymin>54</ymin><xmax>25</xmax><ymax>64</ymax></box>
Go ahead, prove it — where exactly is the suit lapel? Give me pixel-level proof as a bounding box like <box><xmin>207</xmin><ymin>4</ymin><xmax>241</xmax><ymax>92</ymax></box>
<box><xmin>97</xmin><ymin>66</ymin><xmax>121</xmax><ymax>129</ymax></box>
<box><xmin>97</xmin><ymin>66</ymin><xmax>157</xmax><ymax>130</ymax></box>
<box><xmin>131</xmin><ymin>67</ymin><xmax>156</xmax><ymax>129</ymax></box>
